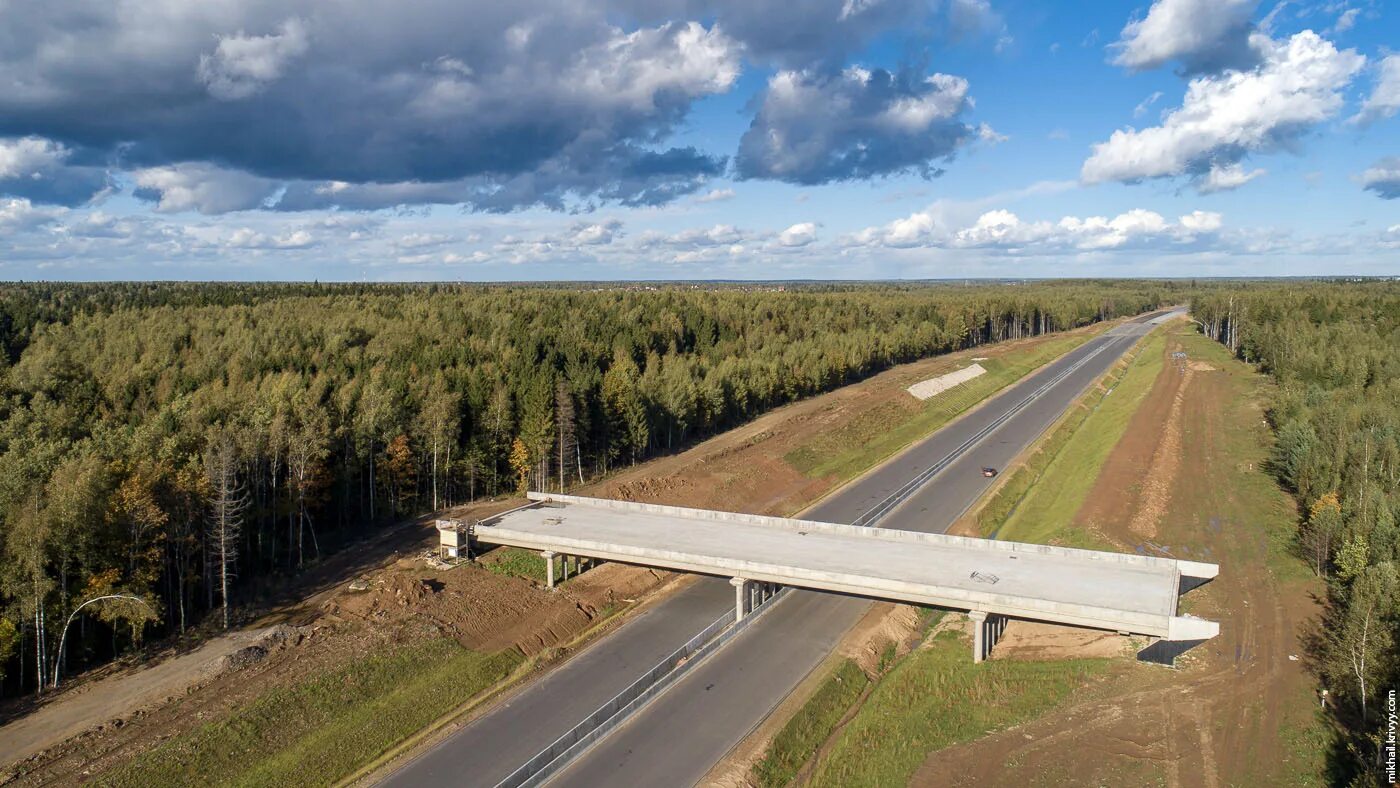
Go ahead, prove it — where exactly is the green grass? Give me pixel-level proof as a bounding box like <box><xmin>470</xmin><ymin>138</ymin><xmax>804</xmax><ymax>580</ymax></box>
<box><xmin>989</xmin><ymin>329</ymin><xmax>1167</xmax><ymax>547</ymax></box>
<box><xmin>807</xmin><ymin>630</ymin><xmax>1107</xmax><ymax>787</ymax></box>
<box><xmin>752</xmin><ymin>659</ymin><xmax>871</xmax><ymax>788</ymax></box>
<box><xmin>483</xmin><ymin>546</ymin><xmax>555</xmax><ymax>583</ymax></box>
<box><xmin>786</xmin><ymin>331</ymin><xmax>1102</xmax><ymax>483</ymax></box>
<box><xmin>98</xmin><ymin>639</ymin><xmax>522</xmax><ymax>788</ymax></box>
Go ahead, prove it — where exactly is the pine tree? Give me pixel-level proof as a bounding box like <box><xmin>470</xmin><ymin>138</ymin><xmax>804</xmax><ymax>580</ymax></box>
<box><xmin>205</xmin><ymin>433</ymin><xmax>246</xmax><ymax>630</ymax></box>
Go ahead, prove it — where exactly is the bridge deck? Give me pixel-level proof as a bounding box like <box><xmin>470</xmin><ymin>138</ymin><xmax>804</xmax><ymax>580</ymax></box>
<box><xmin>473</xmin><ymin>493</ymin><xmax>1218</xmax><ymax>640</ymax></box>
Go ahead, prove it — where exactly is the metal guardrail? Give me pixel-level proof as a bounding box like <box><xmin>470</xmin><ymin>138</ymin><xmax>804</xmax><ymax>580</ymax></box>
<box><xmin>850</xmin><ymin>335</ymin><xmax>1119</xmax><ymax>527</ymax></box>
<box><xmin>495</xmin><ymin>588</ymin><xmax>787</xmax><ymax>788</ymax></box>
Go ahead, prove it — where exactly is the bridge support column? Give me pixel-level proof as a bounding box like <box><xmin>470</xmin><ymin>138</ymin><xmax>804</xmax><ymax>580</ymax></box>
<box><xmin>541</xmin><ymin>550</ymin><xmax>557</xmax><ymax>589</ymax></box>
<box><xmin>730</xmin><ymin>577</ymin><xmax>749</xmax><ymax>621</ymax></box>
<box><xmin>970</xmin><ymin>611</ymin><xmax>987</xmax><ymax>662</ymax></box>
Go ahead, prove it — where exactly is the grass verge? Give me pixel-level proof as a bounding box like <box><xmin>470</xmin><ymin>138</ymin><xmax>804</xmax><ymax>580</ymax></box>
<box><xmin>984</xmin><ymin>329</ymin><xmax>1166</xmax><ymax>547</ymax></box>
<box><xmin>806</xmin><ymin>629</ymin><xmax>1107</xmax><ymax>787</ymax></box>
<box><xmin>482</xmin><ymin>546</ymin><xmax>555</xmax><ymax>583</ymax></box>
<box><xmin>97</xmin><ymin>639</ymin><xmax>522</xmax><ymax>788</ymax></box>
<box><xmin>752</xmin><ymin>659</ymin><xmax>871</xmax><ymax>788</ymax></box>
<box><xmin>786</xmin><ymin>330</ymin><xmax>1102</xmax><ymax>482</ymax></box>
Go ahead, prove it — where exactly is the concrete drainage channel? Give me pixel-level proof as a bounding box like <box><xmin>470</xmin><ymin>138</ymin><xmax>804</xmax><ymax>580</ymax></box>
<box><xmin>495</xmin><ymin>586</ymin><xmax>790</xmax><ymax>788</ymax></box>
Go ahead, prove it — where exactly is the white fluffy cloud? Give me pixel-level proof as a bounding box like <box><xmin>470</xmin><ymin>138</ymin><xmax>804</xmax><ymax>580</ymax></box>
<box><xmin>198</xmin><ymin>19</ymin><xmax>310</xmax><ymax>100</ymax></box>
<box><xmin>1198</xmin><ymin>162</ymin><xmax>1267</xmax><ymax>193</ymax></box>
<box><xmin>853</xmin><ymin>205</ymin><xmax>1223</xmax><ymax>251</ymax></box>
<box><xmin>648</xmin><ymin>224</ymin><xmax>746</xmax><ymax>247</ymax></box>
<box><xmin>570</xmin><ymin>221</ymin><xmax>623</xmax><ymax>245</ymax></box>
<box><xmin>0</xmin><ymin>137</ymin><xmax>68</xmax><ymax>180</ymax></box>
<box><xmin>778</xmin><ymin>222</ymin><xmax>818</xmax><ymax>247</ymax></box>
<box><xmin>132</xmin><ymin>164</ymin><xmax>281</xmax><ymax>214</ymax></box>
<box><xmin>1111</xmin><ymin>0</ymin><xmax>1260</xmax><ymax>74</ymax></box>
<box><xmin>1084</xmin><ymin>31</ymin><xmax>1363</xmax><ymax>193</ymax></box>
<box><xmin>0</xmin><ymin>197</ymin><xmax>67</xmax><ymax>233</ymax></box>
<box><xmin>1353</xmin><ymin>54</ymin><xmax>1400</xmax><ymax>125</ymax></box>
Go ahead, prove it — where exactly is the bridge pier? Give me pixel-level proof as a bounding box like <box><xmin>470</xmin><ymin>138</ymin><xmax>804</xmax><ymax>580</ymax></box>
<box><xmin>731</xmin><ymin>577</ymin><xmax>749</xmax><ymax>621</ymax></box>
<box><xmin>969</xmin><ymin>611</ymin><xmax>1007</xmax><ymax>663</ymax></box>
<box><xmin>541</xmin><ymin>550</ymin><xmax>557</xmax><ymax>589</ymax></box>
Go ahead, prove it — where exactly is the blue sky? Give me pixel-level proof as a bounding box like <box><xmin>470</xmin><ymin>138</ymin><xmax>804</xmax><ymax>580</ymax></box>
<box><xmin>0</xmin><ymin>0</ymin><xmax>1397</xmax><ymax>280</ymax></box>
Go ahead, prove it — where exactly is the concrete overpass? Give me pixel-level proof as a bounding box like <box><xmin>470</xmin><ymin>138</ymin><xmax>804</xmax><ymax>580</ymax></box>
<box><xmin>467</xmin><ymin>492</ymin><xmax>1218</xmax><ymax>660</ymax></box>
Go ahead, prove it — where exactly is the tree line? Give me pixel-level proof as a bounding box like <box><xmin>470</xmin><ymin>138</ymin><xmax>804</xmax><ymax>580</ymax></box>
<box><xmin>0</xmin><ymin>281</ymin><xmax>1172</xmax><ymax>697</ymax></box>
<box><xmin>1195</xmin><ymin>281</ymin><xmax>1400</xmax><ymax>784</ymax></box>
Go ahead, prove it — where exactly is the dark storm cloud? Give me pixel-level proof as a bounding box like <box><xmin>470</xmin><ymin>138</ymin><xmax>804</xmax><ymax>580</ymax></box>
<box><xmin>0</xmin><ymin>0</ymin><xmax>988</xmax><ymax>212</ymax></box>
<box><xmin>734</xmin><ymin>67</ymin><xmax>977</xmax><ymax>185</ymax></box>
<box><xmin>0</xmin><ymin>2</ymin><xmax>739</xmax><ymax>211</ymax></box>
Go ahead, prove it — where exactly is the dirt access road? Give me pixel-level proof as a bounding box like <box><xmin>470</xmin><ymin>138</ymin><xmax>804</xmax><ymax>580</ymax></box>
<box><xmin>914</xmin><ymin>325</ymin><xmax>1322</xmax><ymax>787</ymax></box>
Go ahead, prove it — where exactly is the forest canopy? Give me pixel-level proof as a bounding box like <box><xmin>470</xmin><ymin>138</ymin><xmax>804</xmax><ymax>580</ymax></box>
<box><xmin>0</xmin><ymin>280</ymin><xmax>1171</xmax><ymax>697</ymax></box>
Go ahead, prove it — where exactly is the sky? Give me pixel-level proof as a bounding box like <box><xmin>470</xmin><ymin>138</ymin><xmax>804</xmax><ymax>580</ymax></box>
<box><xmin>0</xmin><ymin>0</ymin><xmax>1398</xmax><ymax>281</ymax></box>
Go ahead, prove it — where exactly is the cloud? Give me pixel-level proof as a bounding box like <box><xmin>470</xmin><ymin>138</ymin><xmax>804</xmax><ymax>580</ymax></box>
<box><xmin>394</xmin><ymin>233</ymin><xmax>456</xmax><ymax>250</ymax></box>
<box><xmin>1360</xmin><ymin>157</ymin><xmax>1400</xmax><ymax>199</ymax></box>
<box><xmin>0</xmin><ymin>5</ymin><xmax>741</xmax><ymax>212</ymax></box>
<box><xmin>1352</xmin><ymin>54</ymin><xmax>1400</xmax><ymax>124</ymax></box>
<box><xmin>693</xmin><ymin>188</ymin><xmax>736</xmax><ymax>203</ymax></box>
<box><xmin>1133</xmin><ymin>91</ymin><xmax>1164</xmax><ymax>118</ymax></box>
<box><xmin>735</xmin><ymin>66</ymin><xmax>976</xmax><ymax>184</ymax></box>
<box><xmin>1331</xmin><ymin>8</ymin><xmax>1360</xmax><ymax>35</ymax></box>
<box><xmin>0</xmin><ymin>197</ymin><xmax>68</xmax><ymax>233</ymax></box>
<box><xmin>852</xmin><ymin>205</ymin><xmax>1223</xmax><ymax>251</ymax></box>
<box><xmin>1111</xmin><ymin>0</ymin><xmax>1262</xmax><ymax>74</ymax></box>
<box><xmin>225</xmin><ymin>228</ymin><xmax>317</xmax><ymax>249</ymax></box>
<box><xmin>1178</xmin><ymin>209</ymin><xmax>1224</xmax><ymax>231</ymax></box>
<box><xmin>0</xmin><ymin>136</ymin><xmax>110</xmax><ymax>206</ymax></box>
<box><xmin>569</xmin><ymin>220</ymin><xmax>623</xmax><ymax>245</ymax></box>
<box><xmin>1198</xmin><ymin>162</ymin><xmax>1267</xmax><ymax>193</ymax></box>
<box><xmin>132</xmin><ymin>163</ymin><xmax>281</xmax><ymax>214</ymax></box>
<box><xmin>640</xmin><ymin>224</ymin><xmax>747</xmax><ymax>248</ymax></box>
<box><xmin>1083</xmin><ymin>31</ymin><xmax>1364</xmax><ymax>193</ymax></box>
<box><xmin>198</xmin><ymin>19</ymin><xmax>310</xmax><ymax>100</ymax></box>
<box><xmin>618</xmin><ymin>0</ymin><xmax>977</xmax><ymax>69</ymax></box>
<box><xmin>778</xmin><ymin>222</ymin><xmax>818</xmax><ymax>247</ymax></box>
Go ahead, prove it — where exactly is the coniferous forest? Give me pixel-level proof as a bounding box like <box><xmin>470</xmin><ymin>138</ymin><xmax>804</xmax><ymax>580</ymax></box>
<box><xmin>0</xmin><ymin>281</ymin><xmax>1170</xmax><ymax>697</ymax></box>
<box><xmin>1195</xmin><ymin>281</ymin><xmax>1400</xmax><ymax>778</ymax></box>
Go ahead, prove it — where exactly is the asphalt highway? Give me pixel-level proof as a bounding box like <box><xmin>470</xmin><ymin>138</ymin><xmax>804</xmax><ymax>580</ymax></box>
<box><xmin>379</xmin><ymin>313</ymin><xmax>1167</xmax><ymax>788</ymax></box>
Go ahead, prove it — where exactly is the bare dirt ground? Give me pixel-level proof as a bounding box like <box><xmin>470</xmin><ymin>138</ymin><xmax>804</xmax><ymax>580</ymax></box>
<box><xmin>1</xmin><ymin>325</ymin><xmax>1101</xmax><ymax>784</ymax></box>
<box><xmin>986</xmin><ymin>620</ymin><xmax>1134</xmax><ymax>662</ymax></box>
<box><xmin>911</xmin><ymin>330</ymin><xmax>1320</xmax><ymax>787</ymax></box>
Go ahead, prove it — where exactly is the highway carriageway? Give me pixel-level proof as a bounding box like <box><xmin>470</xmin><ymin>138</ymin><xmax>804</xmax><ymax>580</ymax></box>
<box><xmin>477</xmin><ymin>492</ymin><xmax>1220</xmax><ymax>655</ymax></box>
